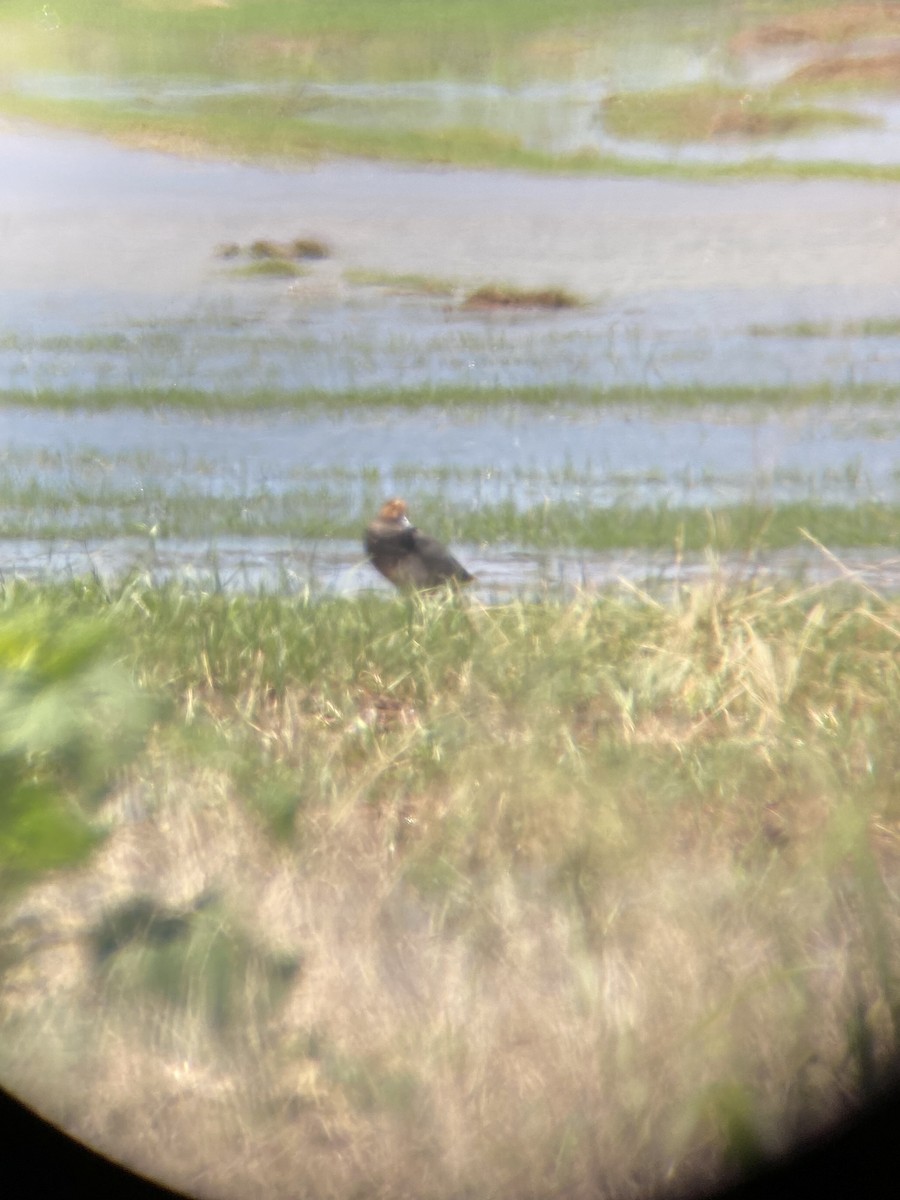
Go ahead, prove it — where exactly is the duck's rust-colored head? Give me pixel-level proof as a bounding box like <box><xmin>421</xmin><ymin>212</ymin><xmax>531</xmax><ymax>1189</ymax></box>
<box><xmin>376</xmin><ymin>498</ymin><xmax>411</xmax><ymax>525</ymax></box>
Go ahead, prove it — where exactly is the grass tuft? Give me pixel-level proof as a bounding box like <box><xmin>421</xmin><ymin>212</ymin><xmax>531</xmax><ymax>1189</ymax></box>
<box><xmin>229</xmin><ymin>258</ymin><xmax>307</xmax><ymax>278</ymax></box>
<box><xmin>344</xmin><ymin>268</ymin><xmax>457</xmax><ymax>296</ymax></box>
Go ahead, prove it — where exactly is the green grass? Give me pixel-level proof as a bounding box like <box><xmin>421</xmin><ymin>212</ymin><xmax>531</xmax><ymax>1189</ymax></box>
<box><xmin>4</xmin><ymin>380</ymin><xmax>900</xmax><ymax>415</ymax></box>
<box><xmin>0</xmin><ymin>0</ymin><xmax>726</xmax><ymax>81</ymax></box>
<box><xmin>343</xmin><ymin>268</ymin><xmax>458</xmax><ymax>297</ymax></box>
<box><xmin>0</xmin><ymin>90</ymin><xmax>611</xmax><ymax>172</ymax></box>
<box><xmin>228</xmin><ymin>259</ymin><xmax>307</xmax><ymax>279</ymax></box>
<box><xmin>1</xmin><ymin>573</ymin><xmax>899</xmax><ymax>1197</ymax></box>
<box><xmin>5</xmin><ymin>88</ymin><xmax>900</xmax><ymax>181</ymax></box>
<box><xmin>751</xmin><ymin>317</ymin><xmax>900</xmax><ymax>339</ymax></box>
<box><xmin>602</xmin><ymin>83</ymin><xmax>872</xmax><ymax>143</ymax></box>
<box><xmin>749</xmin><ymin>320</ymin><xmax>836</xmax><ymax>339</ymax></box>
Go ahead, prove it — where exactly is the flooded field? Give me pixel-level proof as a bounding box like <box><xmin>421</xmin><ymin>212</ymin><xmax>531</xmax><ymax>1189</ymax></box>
<box><xmin>3</xmin><ymin>120</ymin><xmax>900</xmax><ymax>590</ymax></box>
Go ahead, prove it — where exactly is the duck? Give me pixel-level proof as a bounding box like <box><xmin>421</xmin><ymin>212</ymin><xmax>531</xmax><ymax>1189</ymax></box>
<box><xmin>364</xmin><ymin>498</ymin><xmax>474</xmax><ymax>591</ymax></box>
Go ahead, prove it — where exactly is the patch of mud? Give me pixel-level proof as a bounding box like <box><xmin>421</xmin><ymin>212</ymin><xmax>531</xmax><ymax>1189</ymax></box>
<box><xmin>460</xmin><ymin>286</ymin><xmax>580</xmax><ymax>311</ymax></box>
<box><xmin>788</xmin><ymin>48</ymin><xmax>900</xmax><ymax>88</ymax></box>
<box><xmin>730</xmin><ymin>4</ymin><xmax>900</xmax><ymax>53</ymax></box>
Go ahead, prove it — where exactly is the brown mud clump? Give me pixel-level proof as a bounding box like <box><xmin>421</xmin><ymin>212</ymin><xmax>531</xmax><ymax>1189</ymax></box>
<box><xmin>730</xmin><ymin>4</ymin><xmax>900</xmax><ymax>54</ymax></box>
<box><xmin>787</xmin><ymin>49</ymin><xmax>900</xmax><ymax>89</ymax></box>
<box><xmin>462</xmin><ymin>284</ymin><xmax>580</xmax><ymax>311</ymax></box>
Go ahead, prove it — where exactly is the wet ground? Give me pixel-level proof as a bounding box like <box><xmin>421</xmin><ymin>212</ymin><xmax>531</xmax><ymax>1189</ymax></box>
<box><xmin>2</xmin><ymin>120</ymin><xmax>900</xmax><ymax>592</ymax></box>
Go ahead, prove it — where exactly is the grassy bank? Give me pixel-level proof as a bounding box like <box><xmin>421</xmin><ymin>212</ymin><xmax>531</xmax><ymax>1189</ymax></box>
<box><xmin>6</xmin><ymin>88</ymin><xmax>900</xmax><ymax>181</ymax></box>
<box><xmin>1</xmin><ymin>575</ymin><xmax>899</xmax><ymax>1198</ymax></box>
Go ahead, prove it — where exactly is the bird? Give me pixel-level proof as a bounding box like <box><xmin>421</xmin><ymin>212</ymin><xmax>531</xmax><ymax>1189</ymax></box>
<box><xmin>364</xmin><ymin>498</ymin><xmax>474</xmax><ymax>591</ymax></box>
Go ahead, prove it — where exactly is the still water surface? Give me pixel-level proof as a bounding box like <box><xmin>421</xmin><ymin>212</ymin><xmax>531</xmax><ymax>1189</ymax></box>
<box><xmin>2</xmin><ymin>123</ymin><xmax>899</xmax><ymax>591</ymax></box>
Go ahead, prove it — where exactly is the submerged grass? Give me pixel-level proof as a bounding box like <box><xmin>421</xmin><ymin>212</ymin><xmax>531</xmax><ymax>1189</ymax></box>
<box><xmin>228</xmin><ymin>259</ymin><xmax>307</xmax><ymax>280</ymax></box>
<box><xmin>343</xmin><ymin>268</ymin><xmax>458</xmax><ymax>297</ymax></box>
<box><xmin>751</xmin><ymin>317</ymin><xmax>900</xmax><ymax>339</ymax></box>
<box><xmin>0</xmin><ymin>465</ymin><xmax>897</xmax><ymax>553</ymax></box>
<box><xmin>1</xmin><ymin>574</ymin><xmax>899</xmax><ymax>1198</ymax></box>
<box><xmin>4</xmin><ymin>380</ymin><xmax>900</xmax><ymax>415</ymax></box>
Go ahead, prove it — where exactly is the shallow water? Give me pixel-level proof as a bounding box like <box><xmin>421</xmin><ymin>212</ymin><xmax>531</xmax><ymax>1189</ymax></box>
<box><xmin>2</xmin><ymin>403</ymin><xmax>899</xmax><ymax>508</ymax></box>
<box><xmin>6</xmin><ymin>123</ymin><xmax>900</xmax><ymax>399</ymax></box>
<box><xmin>3</xmin><ymin>535</ymin><xmax>898</xmax><ymax>601</ymax></box>
<box><xmin>3</xmin><ymin>123</ymin><xmax>900</xmax><ymax>590</ymax></box>
<box><xmin>0</xmin><ymin>398</ymin><xmax>898</xmax><ymax>595</ymax></box>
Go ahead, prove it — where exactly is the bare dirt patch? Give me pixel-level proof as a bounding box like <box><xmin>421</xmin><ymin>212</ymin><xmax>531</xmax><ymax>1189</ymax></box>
<box><xmin>787</xmin><ymin>48</ymin><xmax>900</xmax><ymax>89</ymax></box>
<box><xmin>731</xmin><ymin>3</ymin><xmax>900</xmax><ymax>53</ymax></box>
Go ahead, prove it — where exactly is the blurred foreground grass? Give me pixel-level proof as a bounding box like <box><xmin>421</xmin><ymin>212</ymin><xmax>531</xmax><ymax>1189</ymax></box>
<box><xmin>0</xmin><ymin>574</ymin><xmax>899</xmax><ymax>1198</ymax></box>
<box><xmin>0</xmin><ymin>601</ymin><xmax>151</xmax><ymax>890</ymax></box>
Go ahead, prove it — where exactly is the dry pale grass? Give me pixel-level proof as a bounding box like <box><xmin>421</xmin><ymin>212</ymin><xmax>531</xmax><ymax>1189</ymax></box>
<box><xmin>1</xmin><ymin>578</ymin><xmax>899</xmax><ymax>1200</ymax></box>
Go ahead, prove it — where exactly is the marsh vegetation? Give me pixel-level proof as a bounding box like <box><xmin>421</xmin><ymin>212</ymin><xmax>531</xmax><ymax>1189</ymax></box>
<box><xmin>601</xmin><ymin>85</ymin><xmax>873</xmax><ymax>144</ymax></box>
<box><xmin>6</xmin><ymin>1</ymin><xmax>900</xmax><ymax>176</ymax></box>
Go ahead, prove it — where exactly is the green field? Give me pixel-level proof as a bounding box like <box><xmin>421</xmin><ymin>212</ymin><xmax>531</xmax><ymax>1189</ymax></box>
<box><xmin>0</xmin><ymin>0</ymin><xmax>747</xmax><ymax>79</ymax></box>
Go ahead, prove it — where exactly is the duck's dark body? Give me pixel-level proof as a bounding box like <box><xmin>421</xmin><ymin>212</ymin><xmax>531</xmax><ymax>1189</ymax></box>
<box><xmin>364</xmin><ymin>499</ymin><xmax>473</xmax><ymax>590</ymax></box>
